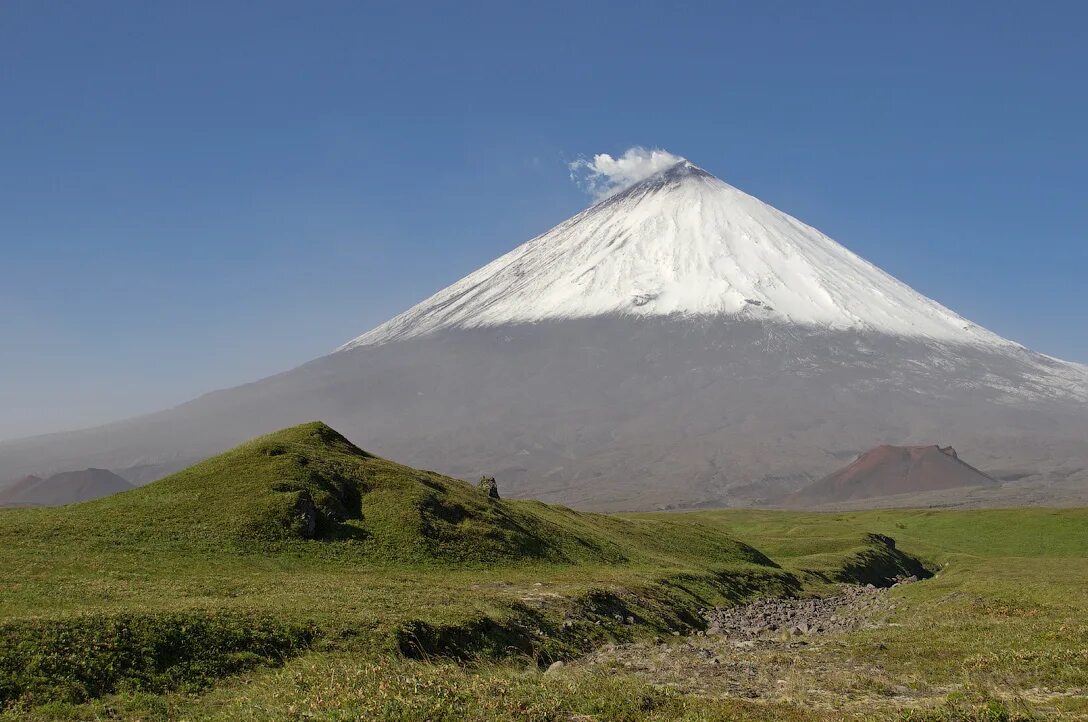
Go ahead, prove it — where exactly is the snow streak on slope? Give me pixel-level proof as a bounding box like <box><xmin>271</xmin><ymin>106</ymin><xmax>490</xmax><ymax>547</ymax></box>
<box><xmin>341</xmin><ymin>161</ymin><xmax>1014</xmax><ymax>351</ymax></box>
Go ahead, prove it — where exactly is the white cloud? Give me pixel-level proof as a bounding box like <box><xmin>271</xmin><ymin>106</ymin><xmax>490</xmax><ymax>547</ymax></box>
<box><xmin>568</xmin><ymin>147</ymin><xmax>685</xmax><ymax>200</ymax></box>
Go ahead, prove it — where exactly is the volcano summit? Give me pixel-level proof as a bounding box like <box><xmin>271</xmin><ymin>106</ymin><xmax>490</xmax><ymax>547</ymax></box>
<box><xmin>343</xmin><ymin>161</ymin><xmax>1007</xmax><ymax>350</ymax></box>
<box><xmin>3</xmin><ymin>159</ymin><xmax>1086</xmax><ymax>509</ymax></box>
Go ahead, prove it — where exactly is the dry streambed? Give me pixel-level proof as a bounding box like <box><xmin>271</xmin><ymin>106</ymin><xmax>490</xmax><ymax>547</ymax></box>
<box><xmin>702</xmin><ymin>578</ymin><xmax>916</xmax><ymax>640</ymax></box>
<box><xmin>563</xmin><ymin>578</ymin><xmax>941</xmax><ymax>715</ymax></box>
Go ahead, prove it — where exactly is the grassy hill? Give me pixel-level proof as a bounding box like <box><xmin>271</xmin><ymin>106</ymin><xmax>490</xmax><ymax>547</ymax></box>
<box><xmin>0</xmin><ymin>422</ymin><xmax>1083</xmax><ymax>721</ymax></box>
<box><xmin>0</xmin><ymin>422</ymin><xmax>789</xmax><ymax>569</ymax></box>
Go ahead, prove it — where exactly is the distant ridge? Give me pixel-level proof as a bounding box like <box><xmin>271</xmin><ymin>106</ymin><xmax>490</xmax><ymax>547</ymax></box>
<box><xmin>787</xmin><ymin>445</ymin><xmax>998</xmax><ymax>506</ymax></box>
<box><xmin>0</xmin><ymin>468</ymin><xmax>133</xmax><ymax>507</ymax></box>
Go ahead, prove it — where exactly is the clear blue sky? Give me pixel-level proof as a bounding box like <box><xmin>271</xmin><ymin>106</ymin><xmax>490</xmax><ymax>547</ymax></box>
<box><xmin>1</xmin><ymin>1</ymin><xmax>1085</xmax><ymax>440</ymax></box>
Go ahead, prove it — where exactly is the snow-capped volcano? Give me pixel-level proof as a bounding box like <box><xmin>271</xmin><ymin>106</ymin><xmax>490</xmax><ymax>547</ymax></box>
<box><xmin>2</xmin><ymin>156</ymin><xmax>1086</xmax><ymax>510</ymax></box>
<box><xmin>343</xmin><ymin>160</ymin><xmax>1008</xmax><ymax>350</ymax></box>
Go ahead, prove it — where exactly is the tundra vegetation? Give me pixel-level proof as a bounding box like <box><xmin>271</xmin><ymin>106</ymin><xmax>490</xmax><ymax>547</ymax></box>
<box><xmin>0</xmin><ymin>423</ymin><xmax>1084</xmax><ymax>720</ymax></box>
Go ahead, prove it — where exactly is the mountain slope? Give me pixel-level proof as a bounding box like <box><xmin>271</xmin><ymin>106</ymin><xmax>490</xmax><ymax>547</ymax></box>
<box><xmin>786</xmin><ymin>445</ymin><xmax>998</xmax><ymax>506</ymax></box>
<box><xmin>1</xmin><ymin>160</ymin><xmax>1086</xmax><ymax>509</ymax></box>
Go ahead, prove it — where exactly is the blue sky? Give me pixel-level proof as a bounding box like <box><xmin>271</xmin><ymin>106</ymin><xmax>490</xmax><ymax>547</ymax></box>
<box><xmin>1</xmin><ymin>1</ymin><xmax>1085</xmax><ymax>440</ymax></box>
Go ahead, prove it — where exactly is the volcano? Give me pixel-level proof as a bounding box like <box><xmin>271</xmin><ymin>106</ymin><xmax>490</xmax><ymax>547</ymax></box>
<box><xmin>2</xmin><ymin>159</ymin><xmax>1086</xmax><ymax>509</ymax></box>
<box><xmin>786</xmin><ymin>445</ymin><xmax>998</xmax><ymax>506</ymax></box>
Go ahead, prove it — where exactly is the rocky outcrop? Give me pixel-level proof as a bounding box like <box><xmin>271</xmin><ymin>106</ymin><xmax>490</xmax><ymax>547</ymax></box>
<box><xmin>478</xmin><ymin>475</ymin><xmax>500</xmax><ymax>499</ymax></box>
<box><xmin>296</xmin><ymin>492</ymin><xmax>318</xmax><ymax>539</ymax></box>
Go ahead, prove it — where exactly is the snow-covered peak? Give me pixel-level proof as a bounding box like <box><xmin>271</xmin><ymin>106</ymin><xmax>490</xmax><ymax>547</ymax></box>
<box><xmin>339</xmin><ymin>160</ymin><xmax>1014</xmax><ymax>351</ymax></box>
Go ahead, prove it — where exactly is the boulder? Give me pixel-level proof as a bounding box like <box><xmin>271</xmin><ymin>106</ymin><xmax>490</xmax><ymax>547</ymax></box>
<box><xmin>478</xmin><ymin>475</ymin><xmax>500</xmax><ymax>499</ymax></box>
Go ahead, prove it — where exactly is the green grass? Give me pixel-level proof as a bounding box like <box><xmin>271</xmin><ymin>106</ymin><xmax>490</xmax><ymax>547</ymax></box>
<box><xmin>0</xmin><ymin>612</ymin><xmax>316</xmax><ymax>707</ymax></box>
<box><xmin>669</xmin><ymin>508</ymin><xmax>1088</xmax><ymax>718</ymax></box>
<box><xmin>12</xmin><ymin>653</ymin><xmax>824</xmax><ymax>722</ymax></box>
<box><xmin>0</xmin><ymin>422</ymin><xmax>1083</xmax><ymax>720</ymax></box>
